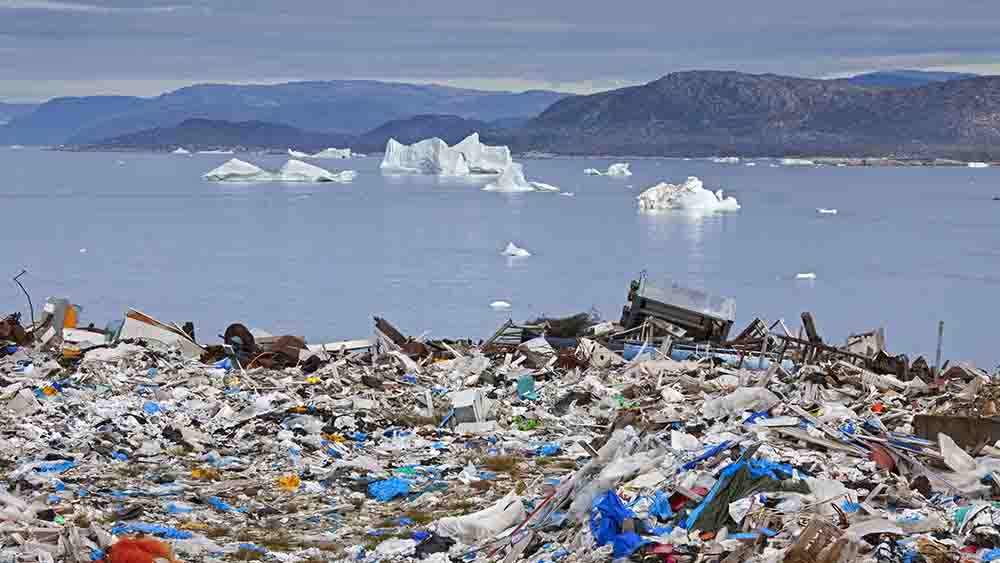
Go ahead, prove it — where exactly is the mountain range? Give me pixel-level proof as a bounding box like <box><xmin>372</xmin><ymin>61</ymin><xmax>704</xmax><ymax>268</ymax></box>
<box><xmin>0</xmin><ymin>81</ymin><xmax>567</xmax><ymax>146</ymax></box>
<box><xmin>7</xmin><ymin>70</ymin><xmax>1000</xmax><ymax>158</ymax></box>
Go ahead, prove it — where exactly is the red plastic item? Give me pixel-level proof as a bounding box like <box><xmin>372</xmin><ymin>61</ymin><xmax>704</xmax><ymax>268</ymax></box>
<box><xmin>97</xmin><ymin>537</ymin><xmax>180</xmax><ymax>563</ymax></box>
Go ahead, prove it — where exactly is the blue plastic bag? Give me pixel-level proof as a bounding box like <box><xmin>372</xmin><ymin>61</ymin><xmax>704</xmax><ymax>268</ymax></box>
<box><xmin>612</xmin><ymin>532</ymin><xmax>648</xmax><ymax>558</ymax></box>
<box><xmin>649</xmin><ymin>490</ymin><xmax>673</xmax><ymax>520</ymax></box>
<box><xmin>517</xmin><ymin>375</ymin><xmax>539</xmax><ymax>401</ymax></box>
<box><xmin>368</xmin><ymin>477</ymin><xmax>410</xmax><ymax>502</ymax></box>
<box><xmin>589</xmin><ymin>490</ymin><xmax>635</xmax><ymax>546</ymax></box>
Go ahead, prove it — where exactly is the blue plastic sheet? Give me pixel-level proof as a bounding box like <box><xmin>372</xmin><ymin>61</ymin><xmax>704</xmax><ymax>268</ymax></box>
<box><xmin>612</xmin><ymin>532</ymin><xmax>648</xmax><ymax>558</ymax></box>
<box><xmin>368</xmin><ymin>478</ymin><xmax>411</xmax><ymax>501</ymax></box>
<box><xmin>207</xmin><ymin>496</ymin><xmax>243</xmax><ymax>512</ymax></box>
<box><xmin>142</xmin><ymin>401</ymin><xmax>161</xmax><ymax>415</ymax></box>
<box><xmin>649</xmin><ymin>490</ymin><xmax>674</xmax><ymax>520</ymax></box>
<box><xmin>536</xmin><ymin>444</ymin><xmax>561</xmax><ymax>456</ymax></box>
<box><xmin>983</xmin><ymin>548</ymin><xmax>1000</xmax><ymax>562</ymax></box>
<box><xmin>35</xmin><ymin>460</ymin><xmax>74</xmax><ymax>474</ymax></box>
<box><xmin>109</xmin><ymin>523</ymin><xmax>193</xmax><ymax>539</ymax></box>
<box><xmin>517</xmin><ymin>375</ymin><xmax>539</xmax><ymax>401</ymax></box>
<box><xmin>680</xmin><ymin>441</ymin><xmax>731</xmax><ymax>471</ymax></box>
<box><xmin>589</xmin><ymin>490</ymin><xmax>636</xmax><ymax>547</ymax></box>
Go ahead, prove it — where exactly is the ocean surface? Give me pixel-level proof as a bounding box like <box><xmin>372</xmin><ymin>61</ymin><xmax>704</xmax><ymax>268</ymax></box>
<box><xmin>2</xmin><ymin>148</ymin><xmax>998</xmax><ymax>368</ymax></box>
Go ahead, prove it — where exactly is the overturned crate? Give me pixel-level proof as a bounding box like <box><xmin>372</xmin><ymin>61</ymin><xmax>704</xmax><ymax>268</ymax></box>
<box><xmin>620</xmin><ymin>274</ymin><xmax>735</xmax><ymax>343</ymax></box>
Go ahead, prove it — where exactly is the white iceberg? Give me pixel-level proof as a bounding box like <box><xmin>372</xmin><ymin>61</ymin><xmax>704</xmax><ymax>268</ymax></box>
<box><xmin>452</xmin><ymin>133</ymin><xmax>512</xmax><ymax>174</ymax></box>
<box><xmin>198</xmin><ymin>149</ymin><xmax>234</xmax><ymax>155</ymax></box>
<box><xmin>203</xmin><ymin>158</ymin><xmax>268</xmax><ymax>182</ymax></box>
<box><xmin>607</xmin><ymin>163</ymin><xmax>633</xmax><ymax>176</ymax></box>
<box><xmin>559</xmin><ymin>192</ymin><xmax>575</xmax><ymax>197</ymax></box>
<box><xmin>817</xmin><ymin>208</ymin><xmax>838</xmax><ymax>215</ymax></box>
<box><xmin>490</xmin><ymin>301</ymin><xmax>511</xmax><ymax>309</ymax></box>
<box><xmin>311</xmin><ymin>147</ymin><xmax>352</xmax><ymax>159</ymax></box>
<box><xmin>483</xmin><ymin>163</ymin><xmax>558</xmax><ymax>193</ymax></box>
<box><xmin>585</xmin><ymin>163</ymin><xmax>632</xmax><ymax>176</ymax></box>
<box><xmin>781</xmin><ymin>158</ymin><xmax>815</xmax><ymax>166</ymax></box>
<box><xmin>745</xmin><ymin>162</ymin><xmax>757</xmax><ymax>167</ymax></box>
<box><xmin>204</xmin><ymin>158</ymin><xmax>355</xmax><ymax>183</ymax></box>
<box><xmin>502</xmin><ymin>242</ymin><xmax>531</xmax><ymax>258</ymax></box>
<box><xmin>380</xmin><ymin>133</ymin><xmax>511</xmax><ymax>175</ymax></box>
<box><xmin>277</xmin><ymin>159</ymin><xmax>355</xmax><ymax>182</ymax></box>
<box><xmin>171</xmin><ymin>147</ymin><xmax>191</xmax><ymax>155</ymax></box>
<box><xmin>968</xmin><ymin>162</ymin><xmax>990</xmax><ymax>168</ymax></box>
<box><xmin>711</xmin><ymin>156</ymin><xmax>740</xmax><ymax>164</ymax></box>
<box><xmin>288</xmin><ymin>148</ymin><xmax>311</xmax><ymax>158</ymax></box>
<box><xmin>636</xmin><ymin>176</ymin><xmax>740</xmax><ymax>213</ymax></box>
<box><xmin>795</xmin><ymin>272</ymin><xmax>817</xmax><ymax>280</ymax></box>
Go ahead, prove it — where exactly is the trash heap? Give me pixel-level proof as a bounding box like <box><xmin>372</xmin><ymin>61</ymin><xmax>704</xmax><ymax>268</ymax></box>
<box><xmin>1</xmin><ymin>278</ymin><xmax>1000</xmax><ymax>563</ymax></box>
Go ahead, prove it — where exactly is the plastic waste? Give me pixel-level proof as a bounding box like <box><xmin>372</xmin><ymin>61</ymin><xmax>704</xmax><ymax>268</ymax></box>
<box><xmin>702</xmin><ymin>388</ymin><xmax>780</xmax><ymax>419</ymax></box>
<box><xmin>368</xmin><ymin>477</ymin><xmax>411</xmax><ymax>502</ymax></box>
<box><xmin>435</xmin><ymin>490</ymin><xmax>526</xmax><ymax>544</ymax></box>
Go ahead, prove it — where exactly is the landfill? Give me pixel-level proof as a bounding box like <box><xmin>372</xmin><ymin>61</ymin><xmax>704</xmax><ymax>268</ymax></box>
<box><xmin>2</xmin><ymin>273</ymin><xmax>1000</xmax><ymax>563</ymax></box>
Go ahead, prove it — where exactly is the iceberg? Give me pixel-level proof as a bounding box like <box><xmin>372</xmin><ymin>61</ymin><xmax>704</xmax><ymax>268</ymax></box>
<box><xmin>381</xmin><ymin>137</ymin><xmax>470</xmax><ymax>175</ymax></box>
<box><xmin>171</xmin><ymin>147</ymin><xmax>191</xmax><ymax>155</ymax></box>
<box><xmin>198</xmin><ymin>149</ymin><xmax>235</xmax><ymax>155</ymax></box>
<box><xmin>711</xmin><ymin>156</ymin><xmax>740</xmax><ymax>164</ymax></box>
<box><xmin>636</xmin><ymin>176</ymin><xmax>740</xmax><ymax>213</ymax></box>
<box><xmin>203</xmin><ymin>158</ymin><xmax>268</xmax><ymax>182</ymax></box>
<box><xmin>816</xmin><ymin>208</ymin><xmax>838</xmax><ymax>215</ymax></box>
<box><xmin>490</xmin><ymin>301</ymin><xmax>512</xmax><ymax>309</ymax></box>
<box><xmin>795</xmin><ymin>272</ymin><xmax>817</xmax><ymax>280</ymax></box>
<box><xmin>277</xmin><ymin>159</ymin><xmax>355</xmax><ymax>182</ymax></box>
<box><xmin>585</xmin><ymin>163</ymin><xmax>632</xmax><ymax>176</ymax></box>
<box><xmin>559</xmin><ymin>192</ymin><xmax>575</xmax><ymax>197</ymax></box>
<box><xmin>780</xmin><ymin>158</ymin><xmax>815</xmax><ymax>166</ymax></box>
<box><xmin>203</xmin><ymin>158</ymin><xmax>355</xmax><ymax>183</ymax></box>
<box><xmin>606</xmin><ymin>163</ymin><xmax>633</xmax><ymax>176</ymax></box>
<box><xmin>380</xmin><ymin>133</ymin><xmax>511</xmax><ymax>175</ymax></box>
<box><xmin>968</xmin><ymin>162</ymin><xmax>990</xmax><ymax>168</ymax></box>
<box><xmin>311</xmin><ymin>148</ymin><xmax>352</xmax><ymax>159</ymax></box>
<box><xmin>502</xmin><ymin>242</ymin><xmax>531</xmax><ymax>258</ymax></box>
<box><xmin>452</xmin><ymin>133</ymin><xmax>512</xmax><ymax>173</ymax></box>
<box><xmin>483</xmin><ymin>163</ymin><xmax>559</xmax><ymax>193</ymax></box>
<box><xmin>288</xmin><ymin>148</ymin><xmax>311</xmax><ymax>158</ymax></box>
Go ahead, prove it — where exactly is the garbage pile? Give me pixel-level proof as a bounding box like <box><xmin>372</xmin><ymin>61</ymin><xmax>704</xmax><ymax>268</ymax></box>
<box><xmin>1</xmin><ymin>277</ymin><xmax>1000</xmax><ymax>563</ymax></box>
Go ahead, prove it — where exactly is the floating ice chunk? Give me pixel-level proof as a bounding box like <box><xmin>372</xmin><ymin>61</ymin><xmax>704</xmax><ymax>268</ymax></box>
<box><xmin>781</xmin><ymin>158</ymin><xmax>815</xmax><ymax>166</ymax></box>
<box><xmin>171</xmin><ymin>147</ymin><xmax>190</xmax><ymax>155</ymax></box>
<box><xmin>744</xmin><ymin>162</ymin><xmax>757</xmax><ymax>167</ymax></box>
<box><xmin>531</xmin><ymin>181</ymin><xmax>561</xmax><ymax>192</ymax></box>
<box><xmin>816</xmin><ymin>208</ymin><xmax>838</xmax><ymax>215</ymax></box>
<box><xmin>380</xmin><ymin>133</ymin><xmax>510</xmax><ymax>175</ymax></box>
<box><xmin>198</xmin><ymin>149</ymin><xmax>234</xmax><ymax>154</ymax></box>
<box><xmin>311</xmin><ymin>147</ymin><xmax>352</xmax><ymax>159</ymax></box>
<box><xmin>636</xmin><ymin>176</ymin><xmax>740</xmax><ymax>213</ymax></box>
<box><xmin>288</xmin><ymin>148</ymin><xmax>311</xmax><ymax>158</ymax></box>
<box><xmin>968</xmin><ymin>162</ymin><xmax>990</xmax><ymax>168</ymax></box>
<box><xmin>203</xmin><ymin>158</ymin><xmax>268</xmax><ymax>181</ymax></box>
<box><xmin>452</xmin><ymin>133</ymin><xmax>512</xmax><ymax>173</ymax></box>
<box><xmin>584</xmin><ymin>168</ymin><xmax>603</xmax><ymax>175</ymax></box>
<box><xmin>559</xmin><ymin>192</ymin><xmax>575</xmax><ymax>197</ymax></box>
<box><xmin>277</xmin><ymin>159</ymin><xmax>355</xmax><ymax>182</ymax></box>
<box><xmin>502</xmin><ymin>242</ymin><xmax>531</xmax><ymax>258</ymax></box>
<box><xmin>490</xmin><ymin>301</ymin><xmax>511</xmax><ymax>309</ymax></box>
<box><xmin>711</xmin><ymin>156</ymin><xmax>740</xmax><ymax>164</ymax></box>
<box><xmin>79</xmin><ymin>248</ymin><xmax>87</xmax><ymax>253</ymax></box>
<box><xmin>483</xmin><ymin>163</ymin><xmax>536</xmax><ymax>192</ymax></box>
<box><xmin>795</xmin><ymin>272</ymin><xmax>817</xmax><ymax>280</ymax></box>
<box><xmin>606</xmin><ymin>163</ymin><xmax>632</xmax><ymax>176</ymax></box>
<box><xmin>381</xmin><ymin>137</ymin><xmax>470</xmax><ymax>175</ymax></box>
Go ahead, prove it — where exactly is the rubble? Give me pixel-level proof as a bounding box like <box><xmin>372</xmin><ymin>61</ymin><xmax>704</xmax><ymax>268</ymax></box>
<box><xmin>0</xmin><ymin>273</ymin><xmax>998</xmax><ymax>563</ymax></box>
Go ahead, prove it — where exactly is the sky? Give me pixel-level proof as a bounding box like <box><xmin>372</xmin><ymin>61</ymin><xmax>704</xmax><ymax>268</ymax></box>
<box><xmin>2</xmin><ymin>0</ymin><xmax>1000</xmax><ymax>101</ymax></box>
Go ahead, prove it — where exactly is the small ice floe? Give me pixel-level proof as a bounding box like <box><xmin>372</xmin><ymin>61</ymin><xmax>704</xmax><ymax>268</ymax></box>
<box><xmin>79</xmin><ymin>248</ymin><xmax>87</xmax><ymax>254</ymax></box>
<box><xmin>559</xmin><ymin>192</ymin><xmax>575</xmax><ymax>197</ymax></box>
<box><xmin>968</xmin><ymin>162</ymin><xmax>990</xmax><ymax>168</ymax></box>
<box><xmin>795</xmin><ymin>272</ymin><xmax>817</xmax><ymax>280</ymax></box>
<box><xmin>816</xmin><ymin>208</ymin><xmax>838</xmax><ymax>215</ymax></box>
<box><xmin>502</xmin><ymin>242</ymin><xmax>531</xmax><ymax>258</ymax></box>
<box><xmin>490</xmin><ymin>301</ymin><xmax>512</xmax><ymax>309</ymax></box>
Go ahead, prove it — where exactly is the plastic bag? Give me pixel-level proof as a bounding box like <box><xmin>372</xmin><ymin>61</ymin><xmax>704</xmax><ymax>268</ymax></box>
<box><xmin>702</xmin><ymin>388</ymin><xmax>780</xmax><ymax>419</ymax></box>
<box><xmin>368</xmin><ymin>478</ymin><xmax>411</xmax><ymax>502</ymax></box>
<box><xmin>435</xmin><ymin>490</ymin><xmax>526</xmax><ymax>543</ymax></box>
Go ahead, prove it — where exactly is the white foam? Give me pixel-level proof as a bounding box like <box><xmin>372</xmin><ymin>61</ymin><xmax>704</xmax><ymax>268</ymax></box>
<box><xmin>502</xmin><ymin>242</ymin><xmax>531</xmax><ymax>258</ymax></box>
<box><xmin>636</xmin><ymin>176</ymin><xmax>740</xmax><ymax>213</ymax></box>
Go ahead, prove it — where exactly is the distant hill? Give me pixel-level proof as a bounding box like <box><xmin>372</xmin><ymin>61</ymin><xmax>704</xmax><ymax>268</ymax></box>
<box><xmin>0</xmin><ymin>102</ymin><xmax>38</xmax><ymax>126</ymax></box>
<box><xmin>90</xmin><ymin>118</ymin><xmax>352</xmax><ymax>151</ymax></box>
<box><xmin>0</xmin><ymin>81</ymin><xmax>570</xmax><ymax>146</ymax></box>
<box><xmin>514</xmin><ymin>70</ymin><xmax>1000</xmax><ymax>159</ymax></box>
<box><xmin>87</xmin><ymin>114</ymin><xmax>510</xmax><ymax>153</ymax></box>
<box><xmin>842</xmin><ymin>69</ymin><xmax>979</xmax><ymax>89</ymax></box>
